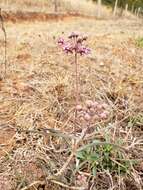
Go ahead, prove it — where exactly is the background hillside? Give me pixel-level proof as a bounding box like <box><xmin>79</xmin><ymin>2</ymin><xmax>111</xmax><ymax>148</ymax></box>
<box><xmin>0</xmin><ymin>0</ymin><xmax>142</xmax><ymax>19</ymax></box>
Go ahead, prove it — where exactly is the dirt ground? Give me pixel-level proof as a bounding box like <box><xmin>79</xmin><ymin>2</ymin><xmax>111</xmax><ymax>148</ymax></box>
<box><xmin>0</xmin><ymin>15</ymin><xmax>143</xmax><ymax>189</ymax></box>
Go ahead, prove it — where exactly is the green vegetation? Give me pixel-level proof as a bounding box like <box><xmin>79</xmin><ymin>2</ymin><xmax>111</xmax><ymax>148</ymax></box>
<box><xmin>136</xmin><ymin>37</ymin><xmax>143</xmax><ymax>48</ymax></box>
<box><xmin>93</xmin><ymin>0</ymin><xmax>143</xmax><ymax>12</ymax></box>
<box><xmin>76</xmin><ymin>140</ymin><xmax>135</xmax><ymax>176</ymax></box>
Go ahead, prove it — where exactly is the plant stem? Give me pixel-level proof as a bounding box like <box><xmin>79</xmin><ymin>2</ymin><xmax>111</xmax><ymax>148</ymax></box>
<box><xmin>75</xmin><ymin>51</ymin><xmax>78</xmax><ymax>122</ymax></box>
<box><xmin>75</xmin><ymin>52</ymin><xmax>78</xmax><ymax>105</ymax></box>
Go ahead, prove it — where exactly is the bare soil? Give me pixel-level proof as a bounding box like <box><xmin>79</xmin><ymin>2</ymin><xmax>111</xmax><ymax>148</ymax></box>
<box><xmin>0</xmin><ymin>14</ymin><xmax>143</xmax><ymax>189</ymax></box>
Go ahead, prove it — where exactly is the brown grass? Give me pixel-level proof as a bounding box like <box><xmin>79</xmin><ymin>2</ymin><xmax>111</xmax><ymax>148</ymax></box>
<box><xmin>0</xmin><ymin>1</ymin><xmax>143</xmax><ymax>190</ymax></box>
<box><xmin>0</xmin><ymin>0</ymin><xmax>110</xmax><ymax>17</ymax></box>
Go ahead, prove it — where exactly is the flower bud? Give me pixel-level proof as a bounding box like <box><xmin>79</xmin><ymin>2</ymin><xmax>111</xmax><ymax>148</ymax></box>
<box><xmin>84</xmin><ymin>113</ymin><xmax>91</xmax><ymax>121</ymax></box>
<box><xmin>92</xmin><ymin>101</ymin><xmax>99</xmax><ymax>108</ymax></box>
<box><xmin>82</xmin><ymin>36</ymin><xmax>88</xmax><ymax>41</ymax></box>
<box><xmin>85</xmin><ymin>100</ymin><xmax>93</xmax><ymax>108</ymax></box>
<box><xmin>68</xmin><ymin>32</ymin><xmax>79</xmax><ymax>39</ymax></box>
<box><xmin>101</xmin><ymin>103</ymin><xmax>108</xmax><ymax>109</ymax></box>
<box><xmin>99</xmin><ymin>111</ymin><xmax>108</xmax><ymax>119</ymax></box>
<box><xmin>88</xmin><ymin>108</ymin><xmax>95</xmax><ymax>116</ymax></box>
<box><xmin>79</xmin><ymin>116</ymin><xmax>85</xmax><ymax>123</ymax></box>
<box><xmin>63</xmin><ymin>44</ymin><xmax>73</xmax><ymax>54</ymax></box>
<box><xmin>97</xmin><ymin>104</ymin><xmax>103</xmax><ymax>110</ymax></box>
<box><xmin>76</xmin><ymin>105</ymin><xmax>82</xmax><ymax>111</ymax></box>
<box><xmin>58</xmin><ymin>38</ymin><xmax>65</xmax><ymax>45</ymax></box>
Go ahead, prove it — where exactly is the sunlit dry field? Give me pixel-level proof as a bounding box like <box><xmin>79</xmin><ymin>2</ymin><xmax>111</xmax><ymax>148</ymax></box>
<box><xmin>0</xmin><ymin>1</ymin><xmax>143</xmax><ymax>189</ymax></box>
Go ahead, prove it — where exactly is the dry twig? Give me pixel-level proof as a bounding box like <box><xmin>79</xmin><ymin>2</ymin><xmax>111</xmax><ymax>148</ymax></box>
<box><xmin>0</xmin><ymin>8</ymin><xmax>7</xmax><ymax>77</ymax></box>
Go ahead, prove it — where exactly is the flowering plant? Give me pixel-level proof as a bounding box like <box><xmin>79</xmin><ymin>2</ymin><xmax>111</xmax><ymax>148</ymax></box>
<box><xmin>58</xmin><ymin>32</ymin><xmax>91</xmax><ymax>55</ymax></box>
<box><xmin>58</xmin><ymin>32</ymin><xmax>91</xmax><ymax>124</ymax></box>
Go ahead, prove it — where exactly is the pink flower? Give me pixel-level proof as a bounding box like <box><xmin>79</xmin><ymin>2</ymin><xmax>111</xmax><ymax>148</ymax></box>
<box><xmin>77</xmin><ymin>46</ymin><xmax>91</xmax><ymax>55</ymax></box>
<box><xmin>58</xmin><ymin>38</ymin><xmax>65</xmax><ymax>45</ymax></box>
<box><xmin>77</xmin><ymin>36</ymin><xmax>88</xmax><ymax>43</ymax></box>
<box><xmin>84</xmin><ymin>47</ymin><xmax>91</xmax><ymax>55</ymax></box>
<box><xmin>68</xmin><ymin>31</ymin><xmax>79</xmax><ymax>39</ymax></box>
<box><xmin>58</xmin><ymin>32</ymin><xmax>91</xmax><ymax>56</ymax></box>
<box><xmin>62</xmin><ymin>43</ymin><xmax>73</xmax><ymax>54</ymax></box>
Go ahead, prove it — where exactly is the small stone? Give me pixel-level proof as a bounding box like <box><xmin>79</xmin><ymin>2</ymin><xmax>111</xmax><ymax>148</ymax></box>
<box><xmin>100</xmin><ymin>62</ymin><xmax>104</xmax><ymax>66</ymax></box>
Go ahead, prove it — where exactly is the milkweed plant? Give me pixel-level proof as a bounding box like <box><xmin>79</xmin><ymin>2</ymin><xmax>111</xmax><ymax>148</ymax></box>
<box><xmin>58</xmin><ymin>32</ymin><xmax>109</xmax><ymax>126</ymax></box>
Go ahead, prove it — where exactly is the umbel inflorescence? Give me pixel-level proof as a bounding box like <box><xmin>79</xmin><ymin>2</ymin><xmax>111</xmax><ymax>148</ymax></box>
<box><xmin>58</xmin><ymin>32</ymin><xmax>109</xmax><ymax>125</ymax></box>
<box><xmin>58</xmin><ymin>32</ymin><xmax>91</xmax><ymax>55</ymax></box>
<box><xmin>58</xmin><ymin>31</ymin><xmax>91</xmax><ymax>115</ymax></box>
<box><xmin>76</xmin><ymin>100</ymin><xmax>109</xmax><ymax>123</ymax></box>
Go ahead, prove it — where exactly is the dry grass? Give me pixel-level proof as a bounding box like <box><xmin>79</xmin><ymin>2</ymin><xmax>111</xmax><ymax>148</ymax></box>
<box><xmin>0</xmin><ymin>1</ymin><xmax>143</xmax><ymax>189</ymax></box>
<box><xmin>0</xmin><ymin>0</ymin><xmax>110</xmax><ymax>17</ymax></box>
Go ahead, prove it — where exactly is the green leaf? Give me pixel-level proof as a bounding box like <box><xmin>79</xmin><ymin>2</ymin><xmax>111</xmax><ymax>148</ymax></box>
<box><xmin>76</xmin><ymin>150</ymin><xmax>86</xmax><ymax>160</ymax></box>
<box><xmin>87</xmin><ymin>153</ymin><xmax>99</xmax><ymax>162</ymax></box>
<box><xmin>92</xmin><ymin>166</ymin><xmax>97</xmax><ymax>176</ymax></box>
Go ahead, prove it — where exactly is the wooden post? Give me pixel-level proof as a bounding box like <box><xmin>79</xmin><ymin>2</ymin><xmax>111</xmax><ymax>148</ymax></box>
<box><xmin>137</xmin><ymin>7</ymin><xmax>141</xmax><ymax>17</ymax></box>
<box><xmin>125</xmin><ymin>4</ymin><xmax>128</xmax><ymax>14</ymax></box>
<box><xmin>54</xmin><ymin>0</ymin><xmax>58</xmax><ymax>12</ymax></box>
<box><xmin>131</xmin><ymin>4</ymin><xmax>134</xmax><ymax>13</ymax></box>
<box><xmin>97</xmin><ymin>0</ymin><xmax>102</xmax><ymax>18</ymax></box>
<box><xmin>134</xmin><ymin>8</ymin><xmax>137</xmax><ymax>16</ymax></box>
<box><xmin>113</xmin><ymin>0</ymin><xmax>118</xmax><ymax>17</ymax></box>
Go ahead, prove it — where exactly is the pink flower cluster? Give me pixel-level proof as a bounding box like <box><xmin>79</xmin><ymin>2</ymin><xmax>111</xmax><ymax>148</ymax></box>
<box><xmin>76</xmin><ymin>100</ymin><xmax>109</xmax><ymax>122</ymax></box>
<box><xmin>76</xmin><ymin>174</ymin><xmax>88</xmax><ymax>187</ymax></box>
<box><xmin>58</xmin><ymin>32</ymin><xmax>91</xmax><ymax>55</ymax></box>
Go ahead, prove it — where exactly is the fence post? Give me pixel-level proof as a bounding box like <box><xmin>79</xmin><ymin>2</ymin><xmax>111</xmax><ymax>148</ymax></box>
<box><xmin>125</xmin><ymin>4</ymin><xmax>128</xmax><ymax>15</ymax></box>
<box><xmin>54</xmin><ymin>0</ymin><xmax>58</xmax><ymax>12</ymax></box>
<box><xmin>113</xmin><ymin>0</ymin><xmax>118</xmax><ymax>17</ymax></box>
<box><xmin>97</xmin><ymin>0</ymin><xmax>102</xmax><ymax>18</ymax></box>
